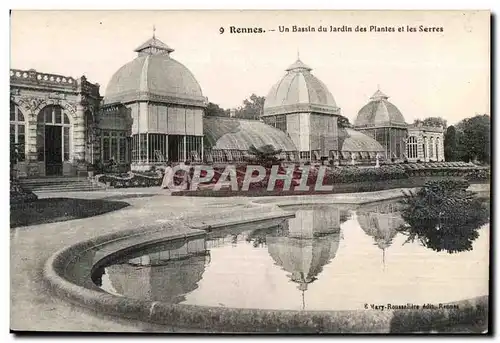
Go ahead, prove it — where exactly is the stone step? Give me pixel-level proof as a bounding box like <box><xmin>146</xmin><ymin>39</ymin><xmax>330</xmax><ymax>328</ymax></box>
<box><xmin>19</xmin><ymin>180</ymin><xmax>91</xmax><ymax>185</ymax></box>
<box><xmin>33</xmin><ymin>188</ymin><xmax>103</xmax><ymax>193</ymax></box>
<box><xmin>17</xmin><ymin>177</ymin><xmax>105</xmax><ymax>193</ymax></box>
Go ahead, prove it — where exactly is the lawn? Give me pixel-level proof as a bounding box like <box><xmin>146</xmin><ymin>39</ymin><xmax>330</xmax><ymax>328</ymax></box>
<box><xmin>10</xmin><ymin>198</ymin><xmax>130</xmax><ymax>228</ymax></box>
<box><xmin>172</xmin><ymin>176</ymin><xmax>487</xmax><ymax>197</ymax></box>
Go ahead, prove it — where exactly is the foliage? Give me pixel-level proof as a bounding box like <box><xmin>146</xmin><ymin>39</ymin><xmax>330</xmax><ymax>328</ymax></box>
<box><xmin>444</xmin><ymin>125</ymin><xmax>457</xmax><ymax>161</ymax></box>
<box><xmin>97</xmin><ymin>172</ymin><xmax>163</xmax><ymax>188</ymax></box>
<box><xmin>398</xmin><ymin>179</ymin><xmax>489</xmax><ymax>253</ymax></box>
<box><xmin>10</xmin><ymin>142</ymin><xmax>24</xmax><ymax>180</ymax></box>
<box><xmin>320</xmin><ymin>165</ymin><xmax>408</xmax><ymax>184</ymax></box>
<box><xmin>413</xmin><ymin>117</ymin><xmax>447</xmax><ymax>128</ymax></box>
<box><xmin>400</xmin><ymin>161</ymin><xmax>485</xmax><ymax>178</ymax></box>
<box><xmin>464</xmin><ymin>169</ymin><xmax>491</xmax><ymax>182</ymax></box>
<box><xmin>234</xmin><ymin>94</ymin><xmax>265</xmax><ymax>120</ymax></box>
<box><xmin>337</xmin><ymin>115</ymin><xmax>352</xmax><ymax>128</ymax></box>
<box><xmin>423</xmin><ymin>117</ymin><xmax>447</xmax><ymax>128</ymax></box>
<box><xmin>10</xmin><ymin>180</ymin><xmax>38</xmax><ymax>205</ymax></box>
<box><xmin>11</xmin><ymin>197</ymin><xmax>129</xmax><ymax>228</ymax></box>
<box><xmin>173</xmin><ymin>177</ymin><xmax>457</xmax><ymax>197</ymax></box>
<box><xmin>205</xmin><ymin>102</ymin><xmax>230</xmax><ymax>117</ymax></box>
<box><xmin>246</xmin><ymin>144</ymin><xmax>283</xmax><ymax>166</ymax></box>
<box><xmin>455</xmin><ymin>114</ymin><xmax>490</xmax><ymax>164</ymax></box>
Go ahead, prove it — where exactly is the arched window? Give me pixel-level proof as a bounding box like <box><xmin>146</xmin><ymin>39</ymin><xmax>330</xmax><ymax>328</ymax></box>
<box><xmin>429</xmin><ymin>137</ymin><xmax>434</xmax><ymax>159</ymax></box>
<box><xmin>406</xmin><ymin>136</ymin><xmax>418</xmax><ymax>159</ymax></box>
<box><xmin>37</xmin><ymin>105</ymin><xmax>71</xmax><ymax>162</ymax></box>
<box><xmin>436</xmin><ymin>137</ymin><xmax>440</xmax><ymax>160</ymax></box>
<box><xmin>10</xmin><ymin>102</ymin><xmax>26</xmax><ymax>162</ymax></box>
<box><xmin>422</xmin><ymin>137</ymin><xmax>427</xmax><ymax>160</ymax></box>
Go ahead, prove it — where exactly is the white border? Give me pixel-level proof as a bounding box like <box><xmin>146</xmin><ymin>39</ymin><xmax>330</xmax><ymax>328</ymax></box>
<box><xmin>3</xmin><ymin>1</ymin><xmax>498</xmax><ymax>343</ymax></box>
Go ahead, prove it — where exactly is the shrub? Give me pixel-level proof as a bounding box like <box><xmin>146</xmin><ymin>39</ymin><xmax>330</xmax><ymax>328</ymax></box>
<box><xmin>464</xmin><ymin>169</ymin><xmax>490</xmax><ymax>182</ymax></box>
<box><xmin>97</xmin><ymin>172</ymin><xmax>163</xmax><ymax>188</ymax></box>
<box><xmin>10</xmin><ymin>180</ymin><xmax>38</xmax><ymax>205</ymax></box>
<box><xmin>398</xmin><ymin>179</ymin><xmax>489</xmax><ymax>253</ymax></box>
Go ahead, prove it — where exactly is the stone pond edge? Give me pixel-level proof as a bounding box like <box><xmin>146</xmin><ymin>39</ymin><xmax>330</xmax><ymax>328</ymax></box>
<box><xmin>42</xmin><ymin>188</ymin><xmax>490</xmax><ymax>333</ymax></box>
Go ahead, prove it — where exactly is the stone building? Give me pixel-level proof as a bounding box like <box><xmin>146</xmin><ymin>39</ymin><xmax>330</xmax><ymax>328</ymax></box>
<box><xmin>406</xmin><ymin>123</ymin><xmax>445</xmax><ymax>162</ymax></box>
<box><xmin>10</xmin><ymin>34</ymin><xmax>443</xmax><ymax>178</ymax></box>
<box><xmin>262</xmin><ymin>58</ymin><xmax>341</xmax><ymax>161</ymax></box>
<box><xmin>353</xmin><ymin>89</ymin><xmax>408</xmax><ymax>160</ymax></box>
<box><xmin>102</xmin><ymin>35</ymin><xmax>206</xmax><ymax>171</ymax></box>
<box><xmin>353</xmin><ymin>89</ymin><xmax>445</xmax><ymax>162</ymax></box>
<box><xmin>10</xmin><ymin>69</ymin><xmax>101</xmax><ymax>177</ymax></box>
<box><xmin>262</xmin><ymin>58</ymin><xmax>385</xmax><ymax>163</ymax></box>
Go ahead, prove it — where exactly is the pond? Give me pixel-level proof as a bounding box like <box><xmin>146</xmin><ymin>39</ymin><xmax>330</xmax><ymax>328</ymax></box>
<box><xmin>93</xmin><ymin>196</ymin><xmax>490</xmax><ymax>312</ymax></box>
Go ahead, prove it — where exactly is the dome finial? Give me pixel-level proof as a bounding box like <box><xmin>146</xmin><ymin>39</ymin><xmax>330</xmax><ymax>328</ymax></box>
<box><xmin>297</xmin><ymin>49</ymin><xmax>300</xmax><ymax>60</ymax></box>
<box><xmin>134</xmin><ymin>30</ymin><xmax>175</xmax><ymax>56</ymax></box>
<box><xmin>371</xmin><ymin>87</ymin><xmax>389</xmax><ymax>101</ymax></box>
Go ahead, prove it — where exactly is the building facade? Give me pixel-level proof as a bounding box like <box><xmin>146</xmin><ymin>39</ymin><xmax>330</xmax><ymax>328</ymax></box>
<box><xmin>102</xmin><ymin>36</ymin><xmax>207</xmax><ymax>171</ymax></box>
<box><xmin>262</xmin><ymin>58</ymin><xmax>341</xmax><ymax>161</ymax></box>
<box><xmin>10</xmin><ymin>35</ymin><xmax>444</xmax><ymax>178</ymax></box>
<box><xmin>262</xmin><ymin>58</ymin><xmax>386</xmax><ymax>163</ymax></box>
<box><xmin>10</xmin><ymin>69</ymin><xmax>101</xmax><ymax>177</ymax></box>
<box><xmin>353</xmin><ymin>89</ymin><xmax>408</xmax><ymax>160</ymax></box>
<box><xmin>406</xmin><ymin>123</ymin><xmax>445</xmax><ymax>162</ymax></box>
<box><xmin>353</xmin><ymin>89</ymin><xmax>445</xmax><ymax>162</ymax></box>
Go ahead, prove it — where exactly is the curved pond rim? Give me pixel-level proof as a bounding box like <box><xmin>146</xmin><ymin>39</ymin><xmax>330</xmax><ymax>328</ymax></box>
<box><xmin>43</xmin><ymin>200</ymin><xmax>489</xmax><ymax>333</ymax></box>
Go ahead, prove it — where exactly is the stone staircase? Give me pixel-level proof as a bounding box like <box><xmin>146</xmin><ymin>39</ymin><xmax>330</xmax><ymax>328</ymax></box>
<box><xmin>18</xmin><ymin>176</ymin><xmax>106</xmax><ymax>193</ymax></box>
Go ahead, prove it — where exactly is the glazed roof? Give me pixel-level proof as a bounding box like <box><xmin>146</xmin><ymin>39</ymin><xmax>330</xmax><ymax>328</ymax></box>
<box><xmin>203</xmin><ymin>117</ymin><xmax>298</xmax><ymax>151</ymax></box>
<box><xmin>103</xmin><ymin>36</ymin><xmax>205</xmax><ymax>107</ymax></box>
<box><xmin>354</xmin><ymin>89</ymin><xmax>407</xmax><ymax>128</ymax></box>
<box><xmin>356</xmin><ymin>204</ymin><xmax>405</xmax><ymax>251</ymax></box>
<box><xmin>338</xmin><ymin>128</ymin><xmax>385</xmax><ymax>152</ymax></box>
<box><xmin>266</xmin><ymin>234</ymin><xmax>340</xmax><ymax>291</ymax></box>
<box><xmin>106</xmin><ymin>256</ymin><xmax>206</xmax><ymax>303</ymax></box>
<box><xmin>263</xmin><ymin>58</ymin><xmax>339</xmax><ymax>116</ymax></box>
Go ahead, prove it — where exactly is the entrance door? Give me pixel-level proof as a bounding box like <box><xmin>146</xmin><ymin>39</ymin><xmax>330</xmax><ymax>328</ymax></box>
<box><xmin>45</xmin><ymin>125</ymin><xmax>63</xmax><ymax>176</ymax></box>
<box><xmin>168</xmin><ymin>135</ymin><xmax>183</xmax><ymax>162</ymax></box>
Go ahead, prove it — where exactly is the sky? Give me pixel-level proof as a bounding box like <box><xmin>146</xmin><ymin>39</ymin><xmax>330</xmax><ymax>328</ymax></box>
<box><xmin>10</xmin><ymin>10</ymin><xmax>490</xmax><ymax>126</ymax></box>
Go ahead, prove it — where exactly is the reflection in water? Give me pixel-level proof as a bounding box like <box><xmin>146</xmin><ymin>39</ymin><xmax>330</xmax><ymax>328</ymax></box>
<box><xmin>397</xmin><ymin>181</ymin><xmax>490</xmax><ymax>254</ymax></box>
<box><xmin>97</xmin><ymin>238</ymin><xmax>209</xmax><ymax>303</ymax></box>
<box><xmin>93</xmin><ymin>198</ymin><xmax>489</xmax><ymax>311</ymax></box>
<box><xmin>267</xmin><ymin>233</ymin><xmax>340</xmax><ymax>310</ymax></box>
<box><xmin>246</xmin><ymin>206</ymin><xmax>347</xmax><ymax>310</ymax></box>
<box><xmin>356</xmin><ymin>201</ymin><xmax>405</xmax><ymax>269</ymax></box>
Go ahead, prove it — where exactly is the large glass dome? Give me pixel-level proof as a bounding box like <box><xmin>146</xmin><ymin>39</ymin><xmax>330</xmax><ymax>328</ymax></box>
<box><xmin>103</xmin><ymin>36</ymin><xmax>205</xmax><ymax>107</ymax></box>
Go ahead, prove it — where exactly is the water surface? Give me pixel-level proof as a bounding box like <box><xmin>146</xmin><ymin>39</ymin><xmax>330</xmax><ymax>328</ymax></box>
<box><xmin>95</xmin><ymin>200</ymin><xmax>489</xmax><ymax>311</ymax></box>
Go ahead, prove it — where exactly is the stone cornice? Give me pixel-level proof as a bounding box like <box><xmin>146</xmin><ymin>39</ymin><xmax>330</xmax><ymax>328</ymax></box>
<box><xmin>355</xmin><ymin>124</ymin><xmax>408</xmax><ymax>130</ymax></box>
<box><xmin>103</xmin><ymin>90</ymin><xmax>207</xmax><ymax>108</ymax></box>
<box><xmin>408</xmin><ymin>125</ymin><xmax>444</xmax><ymax>133</ymax></box>
<box><xmin>263</xmin><ymin>103</ymin><xmax>340</xmax><ymax>116</ymax></box>
<box><xmin>10</xmin><ymin>69</ymin><xmax>101</xmax><ymax>98</ymax></box>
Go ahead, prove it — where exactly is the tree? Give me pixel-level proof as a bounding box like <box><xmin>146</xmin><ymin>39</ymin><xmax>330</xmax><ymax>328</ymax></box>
<box><xmin>205</xmin><ymin>102</ymin><xmax>229</xmax><ymax>117</ymax></box>
<box><xmin>337</xmin><ymin>115</ymin><xmax>352</xmax><ymax>128</ymax></box>
<box><xmin>235</xmin><ymin>94</ymin><xmax>265</xmax><ymax>120</ymax></box>
<box><xmin>444</xmin><ymin>125</ymin><xmax>457</xmax><ymax>161</ymax></box>
<box><xmin>399</xmin><ymin>180</ymin><xmax>489</xmax><ymax>253</ymax></box>
<box><xmin>422</xmin><ymin>117</ymin><xmax>447</xmax><ymax>129</ymax></box>
<box><xmin>455</xmin><ymin>114</ymin><xmax>490</xmax><ymax>164</ymax></box>
<box><xmin>413</xmin><ymin>117</ymin><xmax>447</xmax><ymax>128</ymax></box>
<box><xmin>246</xmin><ymin>144</ymin><xmax>282</xmax><ymax>166</ymax></box>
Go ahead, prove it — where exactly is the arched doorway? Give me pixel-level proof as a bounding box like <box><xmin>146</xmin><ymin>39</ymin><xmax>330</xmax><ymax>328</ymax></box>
<box><xmin>37</xmin><ymin>105</ymin><xmax>72</xmax><ymax>176</ymax></box>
